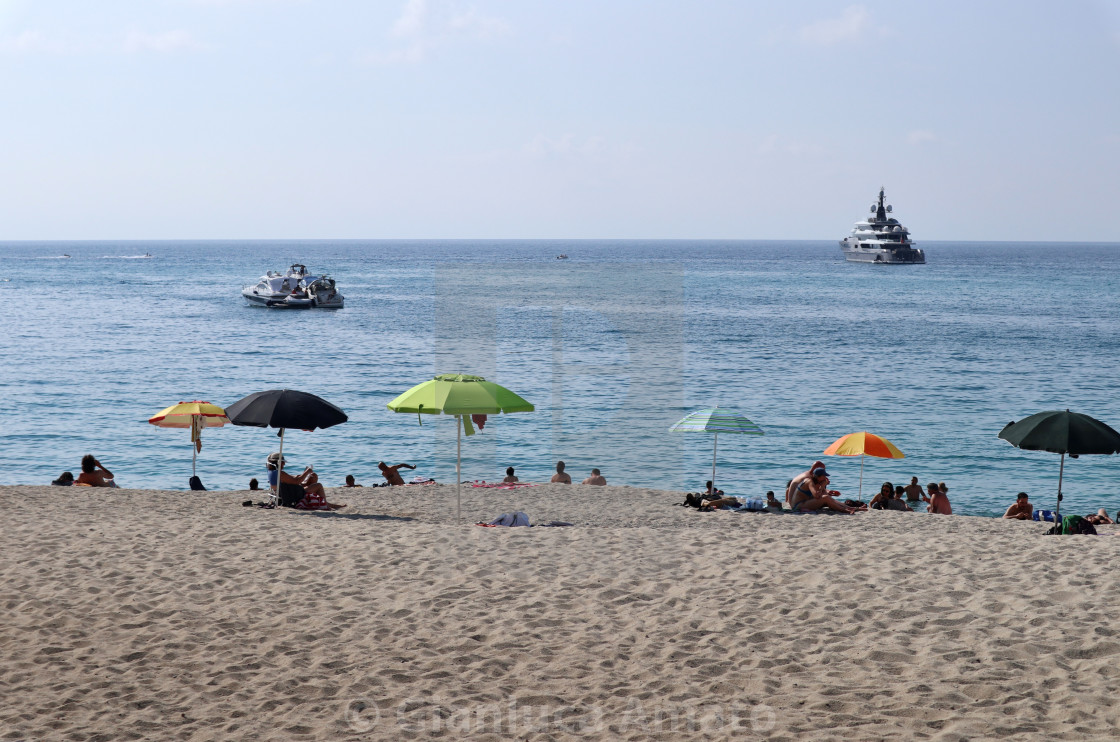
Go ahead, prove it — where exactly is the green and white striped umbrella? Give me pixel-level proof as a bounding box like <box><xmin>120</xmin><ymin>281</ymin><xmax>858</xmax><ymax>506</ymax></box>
<box><xmin>669</xmin><ymin>407</ymin><xmax>764</xmax><ymax>491</ymax></box>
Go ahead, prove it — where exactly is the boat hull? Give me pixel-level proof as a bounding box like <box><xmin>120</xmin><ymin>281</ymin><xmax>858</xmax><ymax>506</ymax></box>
<box><xmin>840</xmin><ymin>244</ymin><xmax>925</xmax><ymax>264</ymax></box>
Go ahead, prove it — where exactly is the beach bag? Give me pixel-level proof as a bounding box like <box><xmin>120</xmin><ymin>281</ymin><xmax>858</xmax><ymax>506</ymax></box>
<box><xmin>739</xmin><ymin>498</ymin><xmax>766</xmax><ymax>511</ymax></box>
<box><xmin>1033</xmin><ymin>509</ymin><xmax>1057</xmax><ymax>522</ymax></box>
<box><xmin>189</xmin><ymin>476</ymin><xmax>206</xmax><ymax>491</ymax></box>
<box><xmin>1062</xmin><ymin>515</ymin><xmax>1096</xmax><ymax>535</ymax></box>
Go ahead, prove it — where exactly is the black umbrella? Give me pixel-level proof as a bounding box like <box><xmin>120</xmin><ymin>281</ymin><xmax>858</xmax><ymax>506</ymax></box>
<box><xmin>998</xmin><ymin>409</ymin><xmax>1120</xmax><ymax>521</ymax></box>
<box><xmin>226</xmin><ymin>389</ymin><xmax>348</xmax><ymax>501</ymax></box>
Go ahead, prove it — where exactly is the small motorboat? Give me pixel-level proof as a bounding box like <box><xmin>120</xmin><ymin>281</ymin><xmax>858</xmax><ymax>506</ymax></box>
<box><xmin>305</xmin><ymin>276</ymin><xmax>344</xmax><ymax>309</ymax></box>
<box><xmin>242</xmin><ymin>264</ymin><xmax>344</xmax><ymax>309</ymax></box>
<box><xmin>556</xmin><ymin>254</ymin><xmax>569</xmax><ymax>260</ymax></box>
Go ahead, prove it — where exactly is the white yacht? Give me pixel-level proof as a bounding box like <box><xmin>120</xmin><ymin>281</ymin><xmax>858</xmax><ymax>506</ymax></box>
<box><xmin>241</xmin><ymin>264</ymin><xmax>345</xmax><ymax>309</ymax></box>
<box><xmin>840</xmin><ymin>188</ymin><xmax>925</xmax><ymax>264</ymax></box>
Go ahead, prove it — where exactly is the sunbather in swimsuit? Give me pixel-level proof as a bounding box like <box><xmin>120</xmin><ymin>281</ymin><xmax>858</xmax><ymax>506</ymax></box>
<box><xmin>789</xmin><ymin>468</ymin><xmax>862</xmax><ymax>514</ymax></box>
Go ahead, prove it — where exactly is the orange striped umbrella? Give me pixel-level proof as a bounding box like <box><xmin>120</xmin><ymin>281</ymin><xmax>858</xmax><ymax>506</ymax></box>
<box><xmin>823</xmin><ymin>431</ymin><xmax>905</xmax><ymax>499</ymax></box>
<box><xmin>149</xmin><ymin>401</ymin><xmax>230</xmax><ymax>479</ymax></box>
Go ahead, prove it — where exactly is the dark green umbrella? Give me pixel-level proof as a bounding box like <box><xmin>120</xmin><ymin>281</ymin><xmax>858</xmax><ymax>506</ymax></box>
<box><xmin>998</xmin><ymin>409</ymin><xmax>1120</xmax><ymax>521</ymax></box>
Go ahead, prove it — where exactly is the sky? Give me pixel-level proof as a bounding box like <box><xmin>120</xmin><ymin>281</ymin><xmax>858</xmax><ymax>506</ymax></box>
<box><xmin>0</xmin><ymin>0</ymin><xmax>1118</xmax><ymax>241</ymax></box>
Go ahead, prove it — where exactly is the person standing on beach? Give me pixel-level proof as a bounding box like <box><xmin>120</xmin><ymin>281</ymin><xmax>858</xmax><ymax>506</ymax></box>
<box><xmin>904</xmin><ymin>477</ymin><xmax>923</xmax><ymax>502</ymax></box>
<box><xmin>76</xmin><ymin>455</ymin><xmax>118</xmax><ymax>487</ymax></box>
<box><xmin>1003</xmin><ymin>492</ymin><xmax>1033</xmax><ymax>519</ymax></box>
<box><xmin>551</xmin><ymin>461</ymin><xmax>571</xmax><ymax>484</ymax></box>
<box><xmin>378</xmin><ymin>461</ymin><xmax>415</xmax><ymax>486</ymax></box>
<box><xmin>582</xmin><ymin>468</ymin><xmax>606</xmax><ymax>485</ymax></box>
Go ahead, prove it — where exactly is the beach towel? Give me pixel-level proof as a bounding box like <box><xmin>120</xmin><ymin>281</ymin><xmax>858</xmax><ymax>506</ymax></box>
<box><xmin>470</xmin><ymin>481</ymin><xmax>540</xmax><ymax>490</ymax></box>
<box><xmin>486</xmin><ymin>511</ymin><xmax>531</xmax><ymax>527</ymax></box>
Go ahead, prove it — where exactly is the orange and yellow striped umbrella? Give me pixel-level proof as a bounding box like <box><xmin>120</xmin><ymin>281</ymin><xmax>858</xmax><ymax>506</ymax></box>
<box><xmin>149</xmin><ymin>401</ymin><xmax>230</xmax><ymax>429</ymax></box>
<box><xmin>149</xmin><ymin>401</ymin><xmax>229</xmax><ymax>480</ymax></box>
<box><xmin>823</xmin><ymin>431</ymin><xmax>905</xmax><ymax>459</ymax></box>
<box><xmin>823</xmin><ymin>431</ymin><xmax>905</xmax><ymax>499</ymax></box>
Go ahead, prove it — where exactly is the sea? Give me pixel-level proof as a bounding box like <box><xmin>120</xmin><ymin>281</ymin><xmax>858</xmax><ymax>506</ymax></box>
<box><xmin>2</xmin><ymin>239</ymin><xmax>1118</xmax><ymax>517</ymax></box>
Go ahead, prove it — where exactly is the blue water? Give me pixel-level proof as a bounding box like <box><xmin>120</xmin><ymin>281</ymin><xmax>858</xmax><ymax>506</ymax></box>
<box><xmin>2</xmin><ymin>240</ymin><xmax>1118</xmax><ymax>517</ymax></box>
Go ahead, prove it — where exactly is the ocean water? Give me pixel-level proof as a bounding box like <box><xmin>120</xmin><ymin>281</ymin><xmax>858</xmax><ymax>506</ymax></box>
<box><xmin>2</xmin><ymin>239</ymin><xmax>1118</xmax><ymax>517</ymax></box>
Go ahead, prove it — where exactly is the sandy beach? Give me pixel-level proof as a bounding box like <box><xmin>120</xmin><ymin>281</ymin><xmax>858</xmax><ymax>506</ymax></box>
<box><xmin>4</xmin><ymin>482</ymin><xmax>1120</xmax><ymax>741</ymax></box>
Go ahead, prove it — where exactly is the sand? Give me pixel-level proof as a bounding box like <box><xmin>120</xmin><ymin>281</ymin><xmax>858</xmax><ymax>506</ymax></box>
<box><xmin>3</xmin><ymin>482</ymin><xmax>1120</xmax><ymax>741</ymax></box>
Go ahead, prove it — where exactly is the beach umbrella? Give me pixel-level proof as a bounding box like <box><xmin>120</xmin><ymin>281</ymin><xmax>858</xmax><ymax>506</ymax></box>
<box><xmin>387</xmin><ymin>374</ymin><xmax>534</xmax><ymax>522</ymax></box>
<box><xmin>823</xmin><ymin>431</ymin><xmax>905</xmax><ymax>499</ymax></box>
<box><xmin>148</xmin><ymin>401</ymin><xmax>230</xmax><ymax>483</ymax></box>
<box><xmin>998</xmin><ymin>409</ymin><xmax>1120</xmax><ymax>522</ymax></box>
<box><xmin>669</xmin><ymin>407</ymin><xmax>764</xmax><ymax>491</ymax></box>
<box><xmin>225</xmin><ymin>389</ymin><xmax>348</xmax><ymax>502</ymax></box>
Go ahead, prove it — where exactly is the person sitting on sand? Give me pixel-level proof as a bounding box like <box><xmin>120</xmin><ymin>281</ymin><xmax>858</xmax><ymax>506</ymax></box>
<box><xmin>502</xmin><ymin>467</ymin><xmax>519</xmax><ymax>483</ymax></box>
<box><xmin>343</xmin><ymin>474</ymin><xmax>361</xmax><ymax>488</ymax></box>
<box><xmin>1086</xmin><ymin>508</ymin><xmax>1113</xmax><ymax>526</ymax></box>
<box><xmin>904</xmin><ymin>476</ymin><xmax>924</xmax><ymax>502</ymax></box>
<box><xmin>765</xmin><ymin>490</ymin><xmax>783</xmax><ymax>511</ymax></box>
<box><xmin>378</xmin><ymin>461</ymin><xmax>416</xmax><ymax>486</ymax></box>
<box><xmin>249</xmin><ymin>478</ymin><xmax>260</xmax><ymax>491</ymax></box>
<box><xmin>1003</xmin><ymin>492</ymin><xmax>1033</xmax><ymax>520</ymax></box>
<box><xmin>869</xmin><ymin>482</ymin><xmax>895</xmax><ymax>510</ymax></box>
<box><xmin>267</xmin><ymin>453</ymin><xmax>338</xmax><ymax>508</ymax></box>
<box><xmin>705</xmin><ymin>481</ymin><xmax>724</xmax><ymax>497</ymax></box>
<box><xmin>75</xmin><ymin>455</ymin><xmax>118</xmax><ymax>487</ymax></box>
<box><xmin>51</xmin><ymin>471</ymin><xmax>74</xmax><ymax>486</ymax></box>
<box><xmin>582</xmin><ymin>468</ymin><xmax>607</xmax><ymax>485</ymax></box>
<box><xmin>788</xmin><ymin>467</ymin><xmax>862</xmax><ymax>513</ymax></box>
<box><xmin>786</xmin><ymin>461</ymin><xmax>826</xmax><ymax>505</ymax></box>
<box><xmin>927</xmin><ymin>485</ymin><xmax>953</xmax><ymax>515</ymax></box>
<box><xmin>550</xmin><ymin>461</ymin><xmax>572</xmax><ymax>484</ymax></box>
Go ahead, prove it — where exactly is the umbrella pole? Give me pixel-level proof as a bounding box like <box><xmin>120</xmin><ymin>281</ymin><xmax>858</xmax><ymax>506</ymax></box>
<box><xmin>712</xmin><ymin>433</ymin><xmax>718</xmax><ymax>492</ymax></box>
<box><xmin>858</xmin><ymin>454</ymin><xmax>865</xmax><ymax>500</ymax></box>
<box><xmin>275</xmin><ymin>427</ymin><xmax>286</xmax><ymax>506</ymax></box>
<box><xmin>1056</xmin><ymin>452</ymin><xmax>1065</xmax><ymax>522</ymax></box>
<box><xmin>456</xmin><ymin>415</ymin><xmax>462</xmax><ymax>524</ymax></box>
<box><xmin>192</xmin><ymin>444</ymin><xmax>197</xmax><ymax>478</ymax></box>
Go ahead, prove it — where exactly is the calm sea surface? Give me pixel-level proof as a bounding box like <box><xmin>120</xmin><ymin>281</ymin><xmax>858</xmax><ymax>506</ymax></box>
<box><xmin>2</xmin><ymin>240</ymin><xmax>1118</xmax><ymax>517</ymax></box>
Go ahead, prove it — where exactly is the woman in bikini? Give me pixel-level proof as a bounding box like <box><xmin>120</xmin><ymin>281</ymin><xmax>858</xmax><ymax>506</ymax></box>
<box><xmin>788</xmin><ymin>468</ymin><xmax>862</xmax><ymax>514</ymax></box>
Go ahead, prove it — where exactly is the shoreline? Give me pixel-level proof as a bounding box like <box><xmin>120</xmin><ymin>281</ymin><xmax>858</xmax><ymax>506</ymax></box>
<box><xmin>4</xmin><ymin>483</ymin><xmax>1118</xmax><ymax>740</ymax></box>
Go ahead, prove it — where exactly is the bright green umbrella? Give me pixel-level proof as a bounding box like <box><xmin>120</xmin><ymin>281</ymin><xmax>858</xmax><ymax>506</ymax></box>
<box><xmin>669</xmin><ymin>407</ymin><xmax>764</xmax><ymax>492</ymax></box>
<box><xmin>388</xmin><ymin>374</ymin><xmax>534</xmax><ymax>521</ymax></box>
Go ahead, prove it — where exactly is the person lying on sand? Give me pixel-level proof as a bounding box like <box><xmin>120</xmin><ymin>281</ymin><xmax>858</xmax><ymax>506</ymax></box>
<box><xmin>378</xmin><ymin>461</ymin><xmax>416</xmax><ymax>486</ymax></box>
<box><xmin>76</xmin><ymin>455</ymin><xmax>118</xmax><ymax>487</ymax></box>
<box><xmin>1086</xmin><ymin>508</ymin><xmax>1113</xmax><ymax>526</ymax></box>
<box><xmin>788</xmin><ymin>468</ymin><xmax>863</xmax><ymax>513</ymax></box>
<box><xmin>1003</xmin><ymin>492</ymin><xmax>1033</xmax><ymax>520</ymax></box>
<box><xmin>51</xmin><ymin>471</ymin><xmax>74</xmax><ymax>486</ymax></box>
